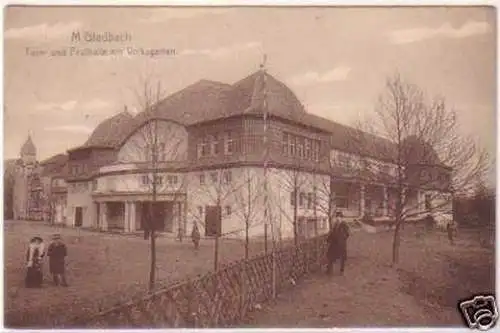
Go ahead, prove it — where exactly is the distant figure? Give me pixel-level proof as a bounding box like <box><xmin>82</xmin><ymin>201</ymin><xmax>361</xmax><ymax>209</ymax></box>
<box><xmin>177</xmin><ymin>226</ymin><xmax>184</xmax><ymax>243</ymax></box>
<box><xmin>25</xmin><ymin>236</ymin><xmax>45</xmax><ymax>288</ymax></box>
<box><xmin>326</xmin><ymin>212</ymin><xmax>350</xmax><ymax>275</ymax></box>
<box><xmin>425</xmin><ymin>214</ymin><xmax>435</xmax><ymax>232</ymax></box>
<box><xmin>447</xmin><ymin>220</ymin><xmax>457</xmax><ymax>245</ymax></box>
<box><xmin>47</xmin><ymin>234</ymin><xmax>68</xmax><ymax>287</ymax></box>
<box><xmin>191</xmin><ymin>222</ymin><xmax>201</xmax><ymax>250</ymax></box>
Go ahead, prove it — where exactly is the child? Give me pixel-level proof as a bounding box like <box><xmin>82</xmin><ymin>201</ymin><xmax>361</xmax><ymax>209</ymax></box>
<box><xmin>47</xmin><ymin>234</ymin><xmax>68</xmax><ymax>287</ymax></box>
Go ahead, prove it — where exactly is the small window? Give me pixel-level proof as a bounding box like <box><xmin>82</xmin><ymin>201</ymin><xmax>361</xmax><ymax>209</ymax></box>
<box><xmin>199</xmin><ymin>173</ymin><xmax>205</xmax><ymax>185</ymax></box>
<box><xmin>154</xmin><ymin>175</ymin><xmax>163</xmax><ymax>185</ymax></box>
<box><xmin>141</xmin><ymin>175</ymin><xmax>149</xmax><ymax>185</ymax></box>
<box><xmin>299</xmin><ymin>192</ymin><xmax>305</xmax><ymax>208</ymax></box>
<box><xmin>225</xmin><ymin>205</ymin><xmax>232</xmax><ymax>216</ymax></box>
<box><xmin>167</xmin><ymin>175</ymin><xmax>178</xmax><ymax>185</ymax></box>
<box><xmin>290</xmin><ymin>191</ymin><xmax>296</xmax><ymax>207</ymax></box>
<box><xmin>210</xmin><ymin>172</ymin><xmax>218</xmax><ymax>183</ymax></box>
<box><xmin>307</xmin><ymin>193</ymin><xmax>313</xmax><ymax>209</ymax></box>
<box><xmin>223</xmin><ymin>170</ymin><xmax>232</xmax><ymax>184</ymax></box>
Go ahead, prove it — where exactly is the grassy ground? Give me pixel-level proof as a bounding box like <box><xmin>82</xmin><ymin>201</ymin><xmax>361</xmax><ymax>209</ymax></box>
<box><xmin>242</xmin><ymin>224</ymin><xmax>495</xmax><ymax>327</ymax></box>
<box><xmin>4</xmin><ymin>220</ymin><xmax>267</xmax><ymax>328</ymax></box>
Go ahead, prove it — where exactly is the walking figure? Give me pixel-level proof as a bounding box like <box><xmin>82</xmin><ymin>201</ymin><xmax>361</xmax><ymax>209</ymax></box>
<box><xmin>191</xmin><ymin>222</ymin><xmax>201</xmax><ymax>250</ymax></box>
<box><xmin>326</xmin><ymin>212</ymin><xmax>350</xmax><ymax>275</ymax></box>
<box><xmin>447</xmin><ymin>220</ymin><xmax>456</xmax><ymax>245</ymax></box>
<box><xmin>177</xmin><ymin>226</ymin><xmax>184</xmax><ymax>242</ymax></box>
<box><xmin>47</xmin><ymin>234</ymin><xmax>68</xmax><ymax>287</ymax></box>
<box><xmin>425</xmin><ymin>213</ymin><xmax>435</xmax><ymax>232</ymax></box>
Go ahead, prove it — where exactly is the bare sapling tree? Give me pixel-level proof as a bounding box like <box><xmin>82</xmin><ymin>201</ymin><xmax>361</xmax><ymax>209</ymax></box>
<box><xmin>189</xmin><ymin>167</ymin><xmax>243</xmax><ymax>270</ymax></box>
<box><xmin>124</xmin><ymin>75</ymin><xmax>187</xmax><ymax>291</ymax></box>
<box><xmin>233</xmin><ymin>168</ymin><xmax>264</xmax><ymax>260</ymax></box>
<box><xmin>272</xmin><ymin>161</ymin><xmax>314</xmax><ymax>246</ymax></box>
<box><xmin>316</xmin><ymin>152</ymin><xmax>344</xmax><ymax>231</ymax></box>
<box><xmin>346</xmin><ymin>73</ymin><xmax>489</xmax><ymax>265</ymax></box>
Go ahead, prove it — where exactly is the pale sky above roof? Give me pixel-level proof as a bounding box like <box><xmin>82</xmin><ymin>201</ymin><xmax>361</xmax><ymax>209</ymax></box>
<box><xmin>4</xmin><ymin>6</ymin><xmax>496</xmax><ymax>183</ymax></box>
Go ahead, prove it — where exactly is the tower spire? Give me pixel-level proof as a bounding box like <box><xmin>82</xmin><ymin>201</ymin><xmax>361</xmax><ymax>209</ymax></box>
<box><xmin>260</xmin><ymin>53</ymin><xmax>267</xmax><ymax>71</ymax></box>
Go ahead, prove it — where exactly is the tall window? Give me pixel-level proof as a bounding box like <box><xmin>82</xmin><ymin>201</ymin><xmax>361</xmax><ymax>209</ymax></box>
<box><xmin>224</xmin><ymin>131</ymin><xmax>234</xmax><ymax>155</ymax></box>
<box><xmin>198</xmin><ymin>136</ymin><xmax>210</xmax><ymax>158</ymax></box>
<box><xmin>282</xmin><ymin>133</ymin><xmax>289</xmax><ymax>155</ymax></box>
<box><xmin>210</xmin><ymin>172</ymin><xmax>218</xmax><ymax>183</ymax></box>
<box><xmin>304</xmin><ymin>138</ymin><xmax>311</xmax><ymax>159</ymax></box>
<box><xmin>307</xmin><ymin>192</ymin><xmax>313</xmax><ymax>209</ymax></box>
<box><xmin>335</xmin><ymin>183</ymin><xmax>350</xmax><ymax>209</ymax></box>
<box><xmin>290</xmin><ymin>190</ymin><xmax>296</xmax><ymax>207</ymax></box>
<box><xmin>223</xmin><ymin>170</ymin><xmax>232</xmax><ymax>184</ymax></box>
<box><xmin>299</xmin><ymin>192</ymin><xmax>305</xmax><ymax>208</ymax></box>
<box><xmin>289</xmin><ymin>136</ymin><xmax>296</xmax><ymax>156</ymax></box>
<box><xmin>297</xmin><ymin>137</ymin><xmax>304</xmax><ymax>159</ymax></box>
<box><xmin>211</xmin><ymin>134</ymin><xmax>220</xmax><ymax>155</ymax></box>
<box><xmin>199</xmin><ymin>173</ymin><xmax>205</xmax><ymax>185</ymax></box>
<box><xmin>312</xmin><ymin>140</ymin><xmax>320</xmax><ymax>162</ymax></box>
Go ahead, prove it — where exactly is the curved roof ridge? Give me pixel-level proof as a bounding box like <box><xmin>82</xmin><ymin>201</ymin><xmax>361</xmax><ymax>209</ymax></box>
<box><xmin>83</xmin><ymin>110</ymin><xmax>135</xmax><ymax>148</ymax></box>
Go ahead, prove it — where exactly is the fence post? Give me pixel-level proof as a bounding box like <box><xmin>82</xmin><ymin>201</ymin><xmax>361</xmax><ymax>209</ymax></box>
<box><xmin>185</xmin><ymin>280</ymin><xmax>196</xmax><ymax>328</ymax></box>
<box><xmin>272</xmin><ymin>241</ymin><xmax>276</xmax><ymax>299</ymax></box>
<box><xmin>239</xmin><ymin>262</ymin><xmax>246</xmax><ymax>321</ymax></box>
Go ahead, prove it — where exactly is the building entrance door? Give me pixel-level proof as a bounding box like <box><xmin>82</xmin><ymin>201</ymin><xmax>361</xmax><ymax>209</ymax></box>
<box><xmin>75</xmin><ymin>207</ymin><xmax>83</xmax><ymax>227</ymax></box>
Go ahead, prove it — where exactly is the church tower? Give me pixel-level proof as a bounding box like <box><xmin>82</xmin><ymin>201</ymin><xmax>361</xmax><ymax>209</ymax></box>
<box><xmin>20</xmin><ymin>134</ymin><xmax>37</xmax><ymax>165</ymax></box>
<box><xmin>13</xmin><ymin>134</ymin><xmax>39</xmax><ymax>220</ymax></box>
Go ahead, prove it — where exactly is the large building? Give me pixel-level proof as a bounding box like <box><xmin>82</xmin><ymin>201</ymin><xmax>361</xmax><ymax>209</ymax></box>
<box><xmin>9</xmin><ymin>69</ymin><xmax>452</xmax><ymax>239</ymax></box>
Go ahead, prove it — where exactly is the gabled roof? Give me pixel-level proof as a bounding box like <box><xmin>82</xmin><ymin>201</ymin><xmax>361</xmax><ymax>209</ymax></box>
<box><xmin>70</xmin><ymin>70</ymin><xmax>441</xmax><ymax>166</ymax></box>
<box><xmin>39</xmin><ymin>153</ymin><xmax>68</xmax><ymax>176</ymax></box>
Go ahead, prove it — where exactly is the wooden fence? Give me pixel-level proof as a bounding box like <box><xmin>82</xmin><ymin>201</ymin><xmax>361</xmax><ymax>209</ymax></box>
<box><xmin>67</xmin><ymin>234</ymin><xmax>329</xmax><ymax>328</ymax></box>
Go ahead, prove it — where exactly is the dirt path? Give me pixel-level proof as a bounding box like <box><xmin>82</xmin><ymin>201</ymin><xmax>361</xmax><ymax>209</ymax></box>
<box><xmin>242</xmin><ymin>227</ymin><xmax>490</xmax><ymax>327</ymax></box>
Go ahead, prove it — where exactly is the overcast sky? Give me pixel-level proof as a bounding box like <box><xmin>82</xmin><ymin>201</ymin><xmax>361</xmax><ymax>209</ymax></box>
<box><xmin>4</xmin><ymin>6</ymin><xmax>496</xmax><ymax>183</ymax></box>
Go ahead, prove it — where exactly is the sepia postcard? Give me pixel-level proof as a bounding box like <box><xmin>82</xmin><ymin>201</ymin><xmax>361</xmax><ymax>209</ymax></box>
<box><xmin>3</xmin><ymin>5</ymin><xmax>496</xmax><ymax>330</ymax></box>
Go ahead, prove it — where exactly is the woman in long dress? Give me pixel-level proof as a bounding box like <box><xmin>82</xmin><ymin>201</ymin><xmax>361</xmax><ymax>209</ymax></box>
<box><xmin>25</xmin><ymin>236</ymin><xmax>45</xmax><ymax>288</ymax></box>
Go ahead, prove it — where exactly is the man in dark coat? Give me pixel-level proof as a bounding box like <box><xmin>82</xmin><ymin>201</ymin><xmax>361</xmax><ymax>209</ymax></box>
<box><xmin>191</xmin><ymin>222</ymin><xmax>201</xmax><ymax>250</ymax></box>
<box><xmin>326</xmin><ymin>212</ymin><xmax>350</xmax><ymax>275</ymax></box>
<box><xmin>425</xmin><ymin>213</ymin><xmax>435</xmax><ymax>232</ymax></box>
<box><xmin>47</xmin><ymin>234</ymin><xmax>68</xmax><ymax>287</ymax></box>
<box><xmin>446</xmin><ymin>220</ymin><xmax>456</xmax><ymax>245</ymax></box>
